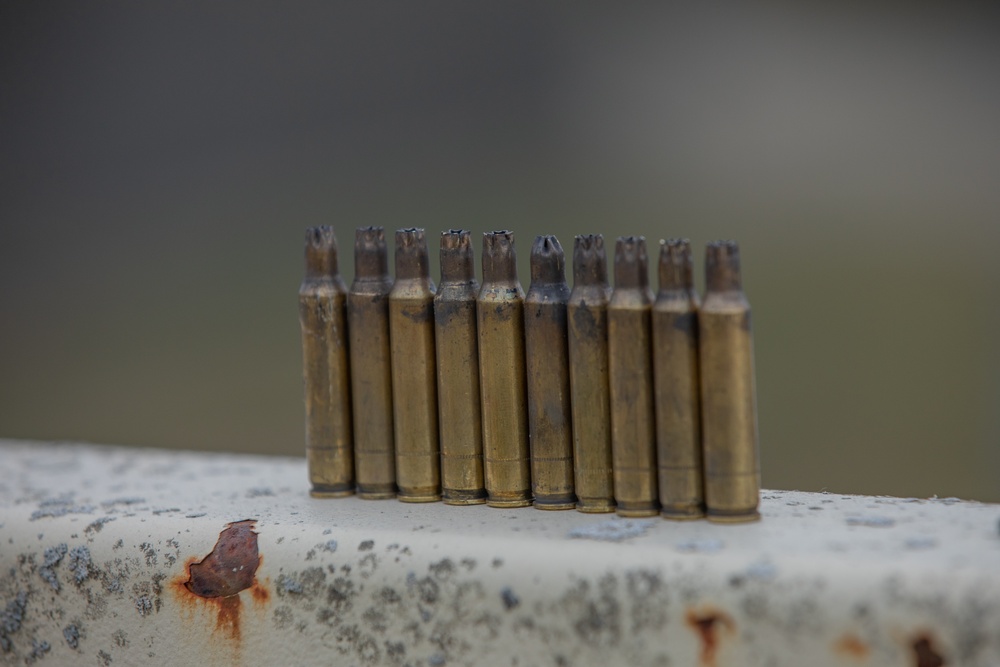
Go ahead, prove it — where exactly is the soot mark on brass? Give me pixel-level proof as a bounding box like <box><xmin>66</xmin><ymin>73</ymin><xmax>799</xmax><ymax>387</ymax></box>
<box><xmin>185</xmin><ymin>520</ymin><xmax>259</xmax><ymax>598</ymax></box>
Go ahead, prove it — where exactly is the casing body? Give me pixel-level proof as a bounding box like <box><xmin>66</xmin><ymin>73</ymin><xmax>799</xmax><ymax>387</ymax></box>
<box><xmin>477</xmin><ymin>231</ymin><xmax>532</xmax><ymax>508</ymax></box>
<box><xmin>700</xmin><ymin>241</ymin><xmax>760</xmax><ymax>522</ymax></box>
<box><xmin>347</xmin><ymin>227</ymin><xmax>397</xmax><ymax>499</ymax></box>
<box><xmin>434</xmin><ymin>230</ymin><xmax>487</xmax><ymax>505</ymax></box>
<box><xmin>524</xmin><ymin>236</ymin><xmax>575</xmax><ymax>510</ymax></box>
<box><xmin>299</xmin><ymin>227</ymin><xmax>354</xmax><ymax>497</ymax></box>
<box><xmin>608</xmin><ymin>237</ymin><xmax>659</xmax><ymax>517</ymax></box>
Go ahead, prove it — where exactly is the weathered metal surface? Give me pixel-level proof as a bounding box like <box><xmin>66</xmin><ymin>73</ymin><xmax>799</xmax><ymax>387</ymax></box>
<box><xmin>700</xmin><ymin>241</ymin><xmax>761</xmax><ymax>523</ymax></box>
<box><xmin>389</xmin><ymin>228</ymin><xmax>441</xmax><ymax>503</ymax></box>
<box><xmin>524</xmin><ymin>235</ymin><xmax>575</xmax><ymax>510</ymax></box>
<box><xmin>477</xmin><ymin>231</ymin><xmax>532</xmax><ymax>508</ymax></box>
<box><xmin>434</xmin><ymin>230</ymin><xmax>487</xmax><ymax>506</ymax></box>
<box><xmin>299</xmin><ymin>226</ymin><xmax>354</xmax><ymax>498</ymax></box>
<box><xmin>1</xmin><ymin>440</ymin><xmax>999</xmax><ymax>667</ymax></box>
<box><xmin>653</xmin><ymin>238</ymin><xmax>704</xmax><ymax>520</ymax></box>
<box><xmin>567</xmin><ymin>234</ymin><xmax>616</xmax><ymax>513</ymax></box>
<box><xmin>608</xmin><ymin>236</ymin><xmax>659</xmax><ymax>517</ymax></box>
<box><xmin>348</xmin><ymin>226</ymin><xmax>397</xmax><ymax>499</ymax></box>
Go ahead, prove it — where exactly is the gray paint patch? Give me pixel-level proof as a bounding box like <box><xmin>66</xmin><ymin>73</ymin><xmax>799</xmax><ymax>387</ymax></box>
<box><xmin>904</xmin><ymin>537</ymin><xmax>938</xmax><ymax>550</ymax></box>
<box><xmin>846</xmin><ymin>516</ymin><xmax>895</xmax><ymax>528</ymax></box>
<box><xmin>84</xmin><ymin>517</ymin><xmax>116</xmax><ymax>534</ymax></box>
<box><xmin>62</xmin><ymin>624</ymin><xmax>80</xmax><ymax>650</ymax></box>
<box><xmin>568</xmin><ymin>520</ymin><xmax>653</xmax><ymax>542</ymax></box>
<box><xmin>0</xmin><ymin>590</ymin><xmax>28</xmax><ymax>652</ymax></box>
<box><xmin>39</xmin><ymin>544</ymin><xmax>68</xmax><ymax>591</ymax></box>
<box><xmin>30</xmin><ymin>638</ymin><xmax>50</xmax><ymax>660</ymax></box>
<box><xmin>30</xmin><ymin>496</ymin><xmax>95</xmax><ymax>521</ymax></box>
<box><xmin>67</xmin><ymin>546</ymin><xmax>92</xmax><ymax>583</ymax></box>
<box><xmin>500</xmin><ymin>587</ymin><xmax>520</xmax><ymax>610</ymax></box>
<box><xmin>675</xmin><ymin>539</ymin><xmax>725</xmax><ymax>554</ymax></box>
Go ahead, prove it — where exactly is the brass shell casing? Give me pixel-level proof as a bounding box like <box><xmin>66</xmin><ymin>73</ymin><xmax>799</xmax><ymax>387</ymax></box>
<box><xmin>299</xmin><ymin>227</ymin><xmax>354</xmax><ymax>498</ymax></box>
<box><xmin>389</xmin><ymin>228</ymin><xmax>441</xmax><ymax>503</ymax></box>
<box><xmin>700</xmin><ymin>241</ymin><xmax>760</xmax><ymax>523</ymax></box>
<box><xmin>477</xmin><ymin>231</ymin><xmax>532</xmax><ymax>508</ymax></box>
<box><xmin>434</xmin><ymin>230</ymin><xmax>487</xmax><ymax>505</ymax></box>
<box><xmin>524</xmin><ymin>235</ymin><xmax>575</xmax><ymax>510</ymax></box>
<box><xmin>347</xmin><ymin>227</ymin><xmax>397</xmax><ymax>499</ymax></box>
<box><xmin>653</xmin><ymin>239</ymin><xmax>705</xmax><ymax>520</ymax></box>
<box><xmin>608</xmin><ymin>237</ymin><xmax>659</xmax><ymax>517</ymax></box>
<box><xmin>567</xmin><ymin>235</ymin><xmax>615</xmax><ymax>513</ymax></box>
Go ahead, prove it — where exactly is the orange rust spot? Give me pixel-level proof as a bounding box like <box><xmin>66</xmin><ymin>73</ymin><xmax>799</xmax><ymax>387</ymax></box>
<box><xmin>169</xmin><ymin>520</ymin><xmax>268</xmax><ymax>646</ymax></box>
<box><xmin>912</xmin><ymin>633</ymin><xmax>946</xmax><ymax>667</ymax></box>
<box><xmin>250</xmin><ymin>581</ymin><xmax>270</xmax><ymax>606</ymax></box>
<box><xmin>685</xmin><ymin>607</ymin><xmax>735</xmax><ymax>667</ymax></box>
<box><xmin>835</xmin><ymin>634</ymin><xmax>870</xmax><ymax>660</ymax></box>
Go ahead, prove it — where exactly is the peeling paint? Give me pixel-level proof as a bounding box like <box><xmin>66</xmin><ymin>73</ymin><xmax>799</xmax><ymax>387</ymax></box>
<box><xmin>184</xmin><ymin>520</ymin><xmax>259</xmax><ymax>599</ymax></box>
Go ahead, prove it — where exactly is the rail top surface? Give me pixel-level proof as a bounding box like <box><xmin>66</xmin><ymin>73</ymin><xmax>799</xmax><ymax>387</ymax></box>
<box><xmin>1</xmin><ymin>440</ymin><xmax>998</xmax><ymax>666</ymax></box>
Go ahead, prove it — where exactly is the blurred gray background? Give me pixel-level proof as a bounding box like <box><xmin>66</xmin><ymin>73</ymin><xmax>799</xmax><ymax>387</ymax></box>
<box><xmin>2</xmin><ymin>2</ymin><xmax>998</xmax><ymax>501</ymax></box>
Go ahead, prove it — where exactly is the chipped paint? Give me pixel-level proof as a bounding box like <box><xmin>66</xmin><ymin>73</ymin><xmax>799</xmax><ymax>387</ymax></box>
<box><xmin>184</xmin><ymin>520</ymin><xmax>260</xmax><ymax>599</ymax></box>
<box><xmin>1</xmin><ymin>440</ymin><xmax>1000</xmax><ymax>666</ymax></box>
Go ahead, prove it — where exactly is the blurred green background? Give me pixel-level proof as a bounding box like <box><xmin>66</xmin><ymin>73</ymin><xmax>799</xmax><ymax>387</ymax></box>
<box><xmin>1</xmin><ymin>3</ymin><xmax>998</xmax><ymax>501</ymax></box>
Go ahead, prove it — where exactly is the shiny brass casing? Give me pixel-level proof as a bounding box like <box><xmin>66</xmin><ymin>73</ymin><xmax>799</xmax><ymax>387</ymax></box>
<box><xmin>608</xmin><ymin>236</ymin><xmax>659</xmax><ymax>517</ymax></box>
<box><xmin>347</xmin><ymin>227</ymin><xmax>397</xmax><ymax>499</ymax></box>
<box><xmin>434</xmin><ymin>230</ymin><xmax>487</xmax><ymax>505</ymax></box>
<box><xmin>524</xmin><ymin>235</ymin><xmax>575</xmax><ymax>510</ymax></box>
<box><xmin>700</xmin><ymin>240</ymin><xmax>760</xmax><ymax>523</ymax></box>
<box><xmin>299</xmin><ymin>227</ymin><xmax>354</xmax><ymax>497</ymax></box>
<box><xmin>477</xmin><ymin>231</ymin><xmax>532</xmax><ymax>508</ymax></box>
<box><xmin>389</xmin><ymin>228</ymin><xmax>441</xmax><ymax>503</ymax></box>
<box><xmin>567</xmin><ymin>234</ymin><xmax>615</xmax><ymax>513</ymax></box>
<box><xmin>653</xmin><ymin>239</ymin><xmax>705</xmax><ymax>519</ymax></box>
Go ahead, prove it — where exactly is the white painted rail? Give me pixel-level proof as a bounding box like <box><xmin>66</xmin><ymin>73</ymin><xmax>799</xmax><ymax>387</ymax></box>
<box><xmin>1</xmin><ymin>440</ymin><xmax>998</xmax><ymax>666</ymax></box>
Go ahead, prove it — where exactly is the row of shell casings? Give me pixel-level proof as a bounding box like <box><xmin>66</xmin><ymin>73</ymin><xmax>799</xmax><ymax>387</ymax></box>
<box><xmin>299</xmin><ymin>227</ymin><xmax>759</xmax><ymax>522</ymax></box>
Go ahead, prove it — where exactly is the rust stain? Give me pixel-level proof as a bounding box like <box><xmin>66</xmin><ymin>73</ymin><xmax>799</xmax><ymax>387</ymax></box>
<box><xmin>170</xmin><ymin>520</ymin><xmax>266</xmax><ymax>644</ymax></box>
<box><xmin>912</xmin><ymin>633</ymin><xmax>946</xmax><ymax>667</ymax></box>
<box><xmin>685</xmin><ymin>607</ymin><xmax>735</xmax><ymax>667</ymax></box>
<box><xmin>834</xmin><ymin>634</ymin><xmax>870</xmax><ymax>660</ymax></box>
<box><xmin>250</xmin><ymin>576</ymin><xmax>270</xmax><ymax>606</ymax></box>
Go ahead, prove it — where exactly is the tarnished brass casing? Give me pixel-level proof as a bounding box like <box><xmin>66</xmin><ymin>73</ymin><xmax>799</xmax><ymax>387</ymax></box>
<box><xmin>524</xmin><ymin>235</ymin><xmax>575</xmax><ymax>510</ymax></box>
<box><xmin>608</xmin><ymin>236</ymin><xmax>659</xmax><ymax>517</ymax></box>
<box><xmin>299</xmin><ymin>227</ymin><xmax>354</xmax><ymax>497</ymax></box>
<box><xmin>389</xmin><ymin>228</ymin><xmax>441</xmax><ymax>503</ymax></box>
<box><xmin>567</xmin><ymin>234</ymin><xmax>615</xmax><ymax>513</ymax></box>
<box><xmin>653</xmin><ymin>239</ymin><xmax>705</xmax><ymax>519</ymax></box>
<box><xmin>434</xmin><ymin>230</ymin><xmax>487</xmax><ymax>505</ymax></box>
<box><xmin>347</xmin><ymin>227</ymin><xmax>397</xmax><ymax>499</ymax></box>
<box><xmin>478</xmin><ymin>231</ymin><xmax>532</xmax><ymax>508</ymax></box>
<box><xmin>700</xmin><ymin>241</ymin><xmax>760</xmax><ymax>523</ymax></box>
